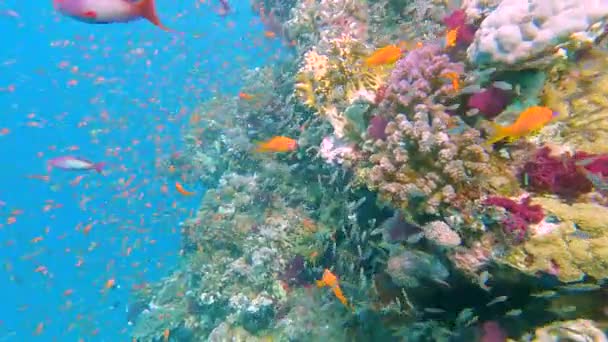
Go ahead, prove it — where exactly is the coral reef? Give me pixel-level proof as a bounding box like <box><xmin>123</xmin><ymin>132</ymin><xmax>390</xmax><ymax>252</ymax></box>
<box><xmin>528</xmin><ymin>319</ymin><xmax>608</xmax><ymax>342</ymax></box>
<box><xmin>294</xmin><ymin>35</ymin><xmax>387</xmax><ymax>138</ymax></box>
<box><xmin>355</xmin><ymin>43</ymin><xmax>516</xmax><ymax>218</ymax></box>
<box><xmin>498</xmin><ymin>196</ymin><xmax>608</xmax><ymax>283</ymax></box>
<box><xmin>542</xmin><ymin>48</ymin><xmax>608</xmax><ymax>154</ymax></box>
<box><xmin>136</xmin><ymin>0</ymin><xmax>608</xmax><ymax>340</ymax></box>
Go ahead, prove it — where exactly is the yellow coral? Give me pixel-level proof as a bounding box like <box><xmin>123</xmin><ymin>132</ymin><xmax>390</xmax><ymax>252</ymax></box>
<box><xmin>499</xmin><ymin>196</ymin><xmax>608</xmax><ymax>282</ymax></box>
<box><xmin>542</xmin><ymin>48</ymin><xmax>608</xmax><ymax>153</ymax></box>
<box><xmin>294</xmin><ymin>34</ymin><xmax>390</xmax><ymax>137</ymax></box>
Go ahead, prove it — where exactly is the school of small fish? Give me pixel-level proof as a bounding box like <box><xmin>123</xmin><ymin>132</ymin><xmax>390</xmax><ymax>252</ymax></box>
<box><xmin>0</xmin><ymin>1</ymin><xmax>299</xmax><ymax>339</ymax></box>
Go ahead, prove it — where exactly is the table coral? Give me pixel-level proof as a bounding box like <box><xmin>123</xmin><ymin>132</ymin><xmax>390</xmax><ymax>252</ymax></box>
<box><xmin>468</xmin><ymin>0</ymin><xmax>608</xmax><ymax>68</ymax></box>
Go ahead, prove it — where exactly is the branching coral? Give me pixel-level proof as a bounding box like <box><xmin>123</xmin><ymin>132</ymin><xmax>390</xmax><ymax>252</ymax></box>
<box><xmin>354</xmin><ymin>44</ymin><xmax>514</xmax><ymax>217</ymax></box>
<box><xmin>295</xmin><ymin>35</ymin><xmax>388</xmax><ymax>137</ymax></box>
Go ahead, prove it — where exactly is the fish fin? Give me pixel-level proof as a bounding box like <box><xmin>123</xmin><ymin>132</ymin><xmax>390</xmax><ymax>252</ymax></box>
<box><xmin>253</xmin><ymin>142</ymin><xmax>269</xmax><ymax>153</ymax></box>
<box><xmin>82</xmin><ymin>11</ymin><xmax>97</xmax><ymax>18</ymax></box>
<box><xmin>485</xmin><ymin>122</ymin><xmax>509</xmax><ymax>145</ymax></box>
<box><xmin>93</xmin><ymin>162</ymin><xmax>105</xmax><ymax>173</ymax></box>
<box><xmin>134</xmin><ymin>0</ymin><xmax>170</xmax><ymax>31</ymax></box>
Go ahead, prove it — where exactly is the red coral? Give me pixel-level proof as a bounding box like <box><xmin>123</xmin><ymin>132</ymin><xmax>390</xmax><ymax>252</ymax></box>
<box><xmin>521</xmin><ymin>147</ymin><xmax>594</xmax><ymax>199</ymax></box>
<box><xmin>580</xmin><ymin>154</ymin><xmax>608</xmax><ymax>177</ymax></box>
<box><xmin>484</xmin><ymin>196</ymin><xmax>544</xmax><ymax>240</ymax></box>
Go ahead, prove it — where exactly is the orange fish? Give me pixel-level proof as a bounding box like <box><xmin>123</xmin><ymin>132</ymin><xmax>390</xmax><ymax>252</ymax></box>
<box><xmin>175</xmin><ymin>181</ymin><xmax>195</xmax><ymax>196</ymax></box>
<box><xmin>316</xmin><ymin>269</ymin><xmax>350</xmax><ymax>308</ymax></box>
<box><xmin>264</xmin><ymin>31</ymin><xmax>276</xmax><ymax>38</ymax></box>
<box><xmin>446</xmin><ymin>28</ymin><xmax>459</xmax><ymax>48</ymax></box>
<box><xmin>486</xmin><ymin>106</ymin><xmax>557</xmax><ymax>145</ymax></box>
<box><xmin>365</xmin><ymin>45</ymin><xmax>402</xmax><ymax>66</ymax></box>
<box><xmin>442</xmin><ymin>71</ymin><xmax>461</xmax><ymax>92</ymax></box>
<box><xmin>238</xmin><ymin>92</ymin><xmax>254</xmax><ymax>100</ymax></box>
<box><xmin>254</xmin><ymin>136</ymin><xmax>298</xmax><ymax>153</ymax></box>
<box><xmin>104</xmin><ymin>278</ymin><xmax>116</xmax><ymax>289</ymax></box>
<box><xmin>163</xmin><ymin>328</ymin><xmax>170</xmax><ymax>342</ymax></box>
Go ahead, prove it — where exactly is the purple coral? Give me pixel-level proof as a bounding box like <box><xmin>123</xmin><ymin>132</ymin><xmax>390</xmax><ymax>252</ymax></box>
<box><xmin>467</xmin><ymin>86</ymin><xmax>512</xmax><ymax>119</ymax></box>
<box><xmin>383</xmin><ymin>44</ymin><xmax>464</xmax><ymax>110</ymax></box>
<box><xmin>581</xmin><ymin>154</ymin><xmax>608</xmax><ymax>177</ymax></box>
<box><xmin>521</xmin><ymin>147</ymin><xmax>594</xmax><ymax>199</ymax></box>
<box><xmin>442</xmin><ymin>9</ymin><xmax>477</xmax><ymax>46</ymax></box>
<box><xmin>484</xmin><ymin>196</ymin><xmax>544</xmax><ymax>240</ymax></box>
<box><xmin>367</xmin><ymin>115</ymin><xmax>389</xmax><ymax>140</ymax></box>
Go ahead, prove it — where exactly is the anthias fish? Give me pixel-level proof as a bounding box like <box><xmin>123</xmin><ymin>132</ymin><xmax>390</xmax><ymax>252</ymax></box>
<box><xmin>486</xmin><ymin>106</ymin><xmax>557</xmax><ymax>145</ymax></box>
<box><xmin>47</xmin><ymin>156</ymin><xmax>105</xmax><ymax>173</ymax></box>
<box><xmin>53</xmin><ymin>0</ymin><xmax>170</xmax><ymax>31</ymax></box>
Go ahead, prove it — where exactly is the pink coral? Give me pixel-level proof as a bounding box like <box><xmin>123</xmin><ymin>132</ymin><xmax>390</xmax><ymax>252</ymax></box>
<box><xmin>484</xmin><ymin>196</ymin><xmax>544</xmax><ymax>240</ymax></box>
<box><xmin>367</xmin><ymin>115</ymin><xmax>389</xmax><ymax>140</ymax></box>
<box><xmin>319</xmin><ymin>136</ymin><xmax>354</xmax><ymax>165</ymax></box>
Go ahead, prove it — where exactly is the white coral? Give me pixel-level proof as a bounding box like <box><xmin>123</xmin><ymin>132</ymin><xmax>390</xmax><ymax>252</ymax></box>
<box><xmin>468</xmin><ymin>0</ymin><xmax>608</xmax><ymax>66</ymax></box>
<box><xmin>423</xmin><ymin>220</ymin><xmax>462</xmax><ymax>247</ymax></box>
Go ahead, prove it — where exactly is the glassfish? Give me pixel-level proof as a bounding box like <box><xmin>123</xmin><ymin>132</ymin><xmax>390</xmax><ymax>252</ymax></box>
<box><xmin>53</xmin><ymin>0</ymin><xmax>170</xmax><ymax>31</ymax></box>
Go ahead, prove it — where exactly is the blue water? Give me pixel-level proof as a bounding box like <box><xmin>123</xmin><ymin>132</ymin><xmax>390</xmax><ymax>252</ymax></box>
<box><xmin>0</xmin><ymin>1</ymin><xmax>286</xmax><ymax>340</ymax></box>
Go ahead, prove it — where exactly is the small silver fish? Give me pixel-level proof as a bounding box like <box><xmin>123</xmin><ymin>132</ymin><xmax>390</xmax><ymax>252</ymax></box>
<box><xmin>424</xmin><ymin>308</ymin><xmax>446</xmax><ymax>314</ymax></box>
<box><xmin>505</xmin><ymin>309</ymin><xmax>522</xmax><ymax>317</ymax></box>
<box><xmin>492</xmin><ymin>81</ymin><xmax>513</xmax><ymax>91</ymax></box>
<box><xmin>486</xmin><ymin>295</ymin><xmax>508</xmax><ymax>307</ymax></box>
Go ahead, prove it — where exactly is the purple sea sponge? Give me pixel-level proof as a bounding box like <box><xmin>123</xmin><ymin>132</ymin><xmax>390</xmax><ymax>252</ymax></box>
<box><xmin>484</xmin><ymin>196</ymin><xmax>544</xmax><ymax>240</ymax></box>
<box><xmin>442</xmin><ymin>9</ymin><xmax>477</xmax><ymax>46</ymax></box>
<box><xmin>467</xmin><ymin>86</ymin><xmax>512</xmax><ymax>119</ymax></box>
<box><xmin>522</xmin><ymin>147</ymin><xmax>593</xmax><ymax>199</ymax></box>
<box><xmin>367</xmin><ymin>115</ymin><xmax>389</xmax><ymax>140</ymax></box>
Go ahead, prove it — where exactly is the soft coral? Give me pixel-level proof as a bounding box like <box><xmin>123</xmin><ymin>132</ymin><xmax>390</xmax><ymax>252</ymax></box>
<box><xmin>484</xmin><ymin>196</ymin><xmax>544</xmax><ymax>240</ymax></box>
<box><xmin>521</xmin><ymin>147</ymin><xmax>594</xmax><ymax>200</ymax></box>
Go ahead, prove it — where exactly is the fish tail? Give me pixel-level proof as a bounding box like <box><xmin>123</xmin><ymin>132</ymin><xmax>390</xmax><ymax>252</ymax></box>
<box><xmin>93</xmin><ymin>162</ymin><xmax>105</xmax><ymax>173</ymax></box>
<box><xmin>253</xmin><ymin>143</ymin><xmax>269</xmax><ymax>153</ymax></box>
<box><xmin>485</xmin><ymin>122</ymin><xmax>509</xmax><ymax>146</ymax></box>
<box><xmin>135</xmin><ymin>0</ymin><xmax>170</xmax><ymax>31</ymax></box>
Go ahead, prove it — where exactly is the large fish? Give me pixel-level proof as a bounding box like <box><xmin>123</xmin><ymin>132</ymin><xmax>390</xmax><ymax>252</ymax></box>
<box><xmin>53</xmin><ymin>0</ymin><xmax>170</xmax><ymax>31</ymax></box>
<box><xmin>47</xmin><ymin>156</ymin><xmax>105</xmax><ymax>173</ymax></box>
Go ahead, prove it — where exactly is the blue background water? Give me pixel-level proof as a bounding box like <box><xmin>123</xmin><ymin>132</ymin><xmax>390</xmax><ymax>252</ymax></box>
<box><xmin>0</xmin><ymin>1</ymin><xmax>285</xmax><ymax>340</ymax></box>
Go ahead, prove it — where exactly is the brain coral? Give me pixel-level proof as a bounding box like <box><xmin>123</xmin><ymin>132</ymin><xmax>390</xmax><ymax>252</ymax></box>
<box><xmin>468</xmin><ymin>0</ymin><xmax>608</xmax><ymax>67</ymax></box>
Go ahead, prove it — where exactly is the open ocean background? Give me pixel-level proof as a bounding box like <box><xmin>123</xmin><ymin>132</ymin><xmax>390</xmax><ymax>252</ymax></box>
<box><xmin>0</xmin><ymin>0</ymin><xmax>287</xmax><ymax>340</ymax></box>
